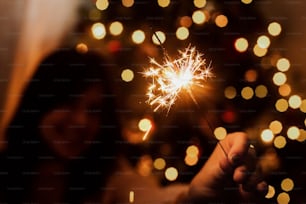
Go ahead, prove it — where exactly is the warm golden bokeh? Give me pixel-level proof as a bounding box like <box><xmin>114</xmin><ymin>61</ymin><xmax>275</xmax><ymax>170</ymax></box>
<box><xmin>214</xmin><ymin>127</ymin><xmax>227</xmax><ymax>140</ymax></box>
<box><xmin>215</xmin><ymin>14</ymin><xmax>228</xmax><ymax>28</ymax></box>
<box><xmin>261</xmin><ymin>129</ymin><xmax>274</xmax><ymax>143</ymax></box>
<box><xmin>122</xmin><ymin>0</ymin><xmax>134</xmax><ymax>7</ymax></box>
<box><xmin>132</xmin><ymin>30</ymin><xmax>145</xmax><ymax>44</ymax></box>
<box><xmin>278</xmin><ymin>84</ymin><xmax>291</xmax><ymax>97</ymax></box>
<box><xmin>276</xmin><ymin>58</ymin><xmax>290</xmax><ymax>72</ymax></box>
<box><xmin>253</xmin><ymin>44</ymin><xmax>268</xmax><ymax>57</ymax></box>
<box><xmin>176</xmin><ymin>27</ymin><xmax>189</xmax><ymax>40</ymax></box>
<box><xmin>269</xmin><ymin>120</ymin><xmax>283</xmax><ymax>134</ymax></box>
<box><xmin>192</xmin><ymin>10</ymin><xmax>206</xmax><ymax>25</ymax></box>
<box><xmin>165</xmin><ymin>167</ymin><xmax>178</xmax><ymax>181</ymax></box>
<box><xmin>268</xmin><ymin>22</ymin><xmax>282</xmax><ymax>36</ymax></box>
<box><xmin>224</xmin><ymin>86</ymin><xmax>237</xmax><ymax>99</ymax></box>
<box><xmin>158</xmin><ymin>0</ymin><xmax>170</xmax><ymax>8</ymax></box>
<box><xmin>109</xmin><ymin>21</ymin><xmax>124</xmax><ymax>36</ymax></box>
<box><xmin>152</xmin><ymin>31</ymin><xmax>166</xmax><ymax>45</ymax></box>
<box><xmin>241</xmin><ymin>86</ymin><xmax>254</xmax><ymax>100</ymax></box>
<box><xmin>96</xmin><ymin>0</ymin><xmax>109</xmax><ymax>10</ymax></box>
<box><xmin>194</xmin><ymin>0</ymin><xmax>207</xmax><ymax>8</ymax></box>
<box><xmin>277</xmin><ymin>192</ymin><xmax>290</xmax><ymax>204</ymax></box>
<box><xmin>275</xmin><ymin>99</ymin><xmax>289</xmax><ymax>112</ymax></box>
<box><xmin>91</xmin><ymin>22</ymin><xmax>106</xmax><ymax>39</ymax></box>
<box><xmin>255</xmin><ymin>85</ymin><xmax>268</xmax><ymax>98</ymax></box>
<box><xmin>234</xmin><ymin>37</ymin><xmax>248</xmax><ymax>52</ymax></box>
<box><xmin>153</xmin><ymin>158</ymin><xmax>166</xmax><ymax>170</ymax></box>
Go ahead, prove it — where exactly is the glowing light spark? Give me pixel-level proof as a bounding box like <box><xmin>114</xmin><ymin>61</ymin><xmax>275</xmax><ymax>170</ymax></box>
<box><xmin>143</xmin><ymin>45</ymin><xmax>212</xmax><ymax>113</ymax></box>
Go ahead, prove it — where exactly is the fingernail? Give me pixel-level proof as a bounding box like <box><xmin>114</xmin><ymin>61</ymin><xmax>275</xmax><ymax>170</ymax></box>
<box><xmin>230</xmin><ymin>154</ymin><xmax>241</xmax><ymax>165</ymax></box>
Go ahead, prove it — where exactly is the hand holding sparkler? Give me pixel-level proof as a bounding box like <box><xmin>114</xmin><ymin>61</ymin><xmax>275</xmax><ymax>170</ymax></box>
<box><xmin>179</xmin><ymin>132</ymin><xmax>268</xmax><ymax>203</ymax></box>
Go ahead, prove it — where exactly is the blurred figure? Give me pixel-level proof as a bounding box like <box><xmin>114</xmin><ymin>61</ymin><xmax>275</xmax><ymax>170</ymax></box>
<box><xmin>0</xmin><ymin>49</ymin><xmax>121</xmax><ymax>203</ymax></box>
<box><xmin>0</xmin><ymin>48</ymin><xmax>267</xmax><ymax>204</ymax></box>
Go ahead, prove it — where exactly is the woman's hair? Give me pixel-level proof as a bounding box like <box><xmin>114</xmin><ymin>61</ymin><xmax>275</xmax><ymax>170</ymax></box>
<box><xmin>2</xmin><ymin>49</ymin><xmax>122</xmax><ymax>203</ymax></box>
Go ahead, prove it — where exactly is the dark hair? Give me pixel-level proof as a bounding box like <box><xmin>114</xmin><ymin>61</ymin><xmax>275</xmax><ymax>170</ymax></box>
<box><xmin>1</xmin><ymin>49</ymin><xmax>121</xmax><ymax>203</ymax></box>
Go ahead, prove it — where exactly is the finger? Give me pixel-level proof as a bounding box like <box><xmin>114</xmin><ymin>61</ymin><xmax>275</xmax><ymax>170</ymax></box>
<box><xmin>238</xmin><ymin>181</ymin><xmax>269</xmax><ymax>203</ymax></box>
<box><xmin>257</xmin><ymin>181</ymin><xmax>268</xmax><ymax>196</ymax></box>
<box><xmin>226</xmin><ymin>132</ymin><xmax>249</xmax><ymax>165</ymax></box>
<box><xmin>233</xmin><ymin>165</ymin><xmax>247</xmax><ymax>183</ymax></box>
<box><xmin>241</xmin><ymin>163</ymin><xmax>264</xmax><ymax>192</ymax></box>
<box><xmin>233</xmin><ymin>144</ymin><xmax>259</xmax><ymax>183</ymax></box>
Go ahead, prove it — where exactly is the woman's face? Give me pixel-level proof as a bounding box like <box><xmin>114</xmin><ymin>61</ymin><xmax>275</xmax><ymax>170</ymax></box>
<box><xmin>39</xmin><ymin>86</ymin><xmax>103</xmax><ymax>159</ymax></box>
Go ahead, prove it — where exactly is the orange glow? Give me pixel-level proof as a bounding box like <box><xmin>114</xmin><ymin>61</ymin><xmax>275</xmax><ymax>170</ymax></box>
<box><xmin>215</xmin><ymin>14</ymin><xmax>228</xmax><ymax>28</ymax></box>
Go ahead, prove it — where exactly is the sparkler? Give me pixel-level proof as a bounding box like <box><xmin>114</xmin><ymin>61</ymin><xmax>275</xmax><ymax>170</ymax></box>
<box><xmin>142</xmin><ymin>33</ymin><xmax>228</xmax><ymax>157</ymax></box>
<box><xmin>143</xmin><ymin>45</ymin><xmax>213</xmax><ymax>113</ymax></box>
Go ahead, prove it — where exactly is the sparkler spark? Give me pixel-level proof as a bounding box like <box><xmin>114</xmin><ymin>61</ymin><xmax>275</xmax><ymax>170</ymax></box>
<box><xmin>143</xmin><ymin>45</ymin><xmax>212</xmax><ymax>113</ymax></box>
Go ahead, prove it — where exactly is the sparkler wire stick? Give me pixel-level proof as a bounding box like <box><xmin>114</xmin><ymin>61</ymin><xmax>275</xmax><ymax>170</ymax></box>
<box><xmin>145</xmin><ymin>31</ymin><xmax>228</xmax><ymax>157</ymax></box>
<box><xmin>202</xmin><ymin>115</ymin><xmax>228</xmax><ymax>158</ymax></box>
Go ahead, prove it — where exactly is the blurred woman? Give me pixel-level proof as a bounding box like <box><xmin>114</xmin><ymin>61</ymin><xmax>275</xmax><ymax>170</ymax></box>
<box><xmin>0</xmin><ymin>49</ymin><xmax>121</xmax><ymax>203</ymax></box>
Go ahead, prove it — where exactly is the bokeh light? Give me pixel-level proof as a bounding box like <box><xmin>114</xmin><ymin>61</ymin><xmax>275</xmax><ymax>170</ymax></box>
<box><xmin>224</xmin><ymin>86</ymin><xmax>237</xmax><ymax>99</ymax></box>
<box><xmin>261</xmin><ymin>129</ymin><xmax>274</xmax><ymax>143</ymax></box>
<box><xmin>278</xmin><ymin>84</ymin><xmax>291</xmax><ymax>97</ymax></box>
<box><xmin>245</xmin><ymin>69</ymin><xmax>257</xmax><ymax>82</ymax></box>
<box><xmin>276</xmin><ymin>58</ymin><xmax>290</xmax><ymax>72</ymax></box>
<box><xmin>241</xmin><ymin>86</ymin><xmax>254</xmax><ymax>100</ymax></box>
<box><xmin>122</xmin><ymin>0</ymin><xmax>134</xmax><ymax>7</ymax></box>
<box><xmin>179</xmin><ymin>16</ymin><xmax>193</xmax><ymax>27</ymax></box>
<box><xmin>192</xmin><ymin>10</ymin><xmax>206</xmax><ymax>25</ymax></box>
<box><xmin>241</xmin><ymin>0</ymin><xmax>252</xmax><ymax>4</ymax></box>
<box><xmin>91</xmin><ymin>22</ymin><xmax>106</xmax><ymax>40</ymax></box>
<box><xmin>96</xmin><ymin>0</ymin><xmax>109</xmax><ymax>10</ymax></box>
<box><xmin>152</xmin><ymin>31</ymin><xmax>166</xmax><ymax>45</ymax></box>
<box><xmin>274</xmin><ymin>136</ymin><xmax>286</xmax><ymax>149</ymax></box>
<box><xmin>277</xmin><ymin>192</ymin><xmax>290</xmax><ymax>204</ymax></box>
<box><xmin>132</xmin><ymin>30</ymin><xmax>145</xmax><ymax>44</ymax></box>
<box><xmin>109</xmin><ymin>21</ymin><xmax>124</xmax><ymax>36</ymax></box>
<box><xmin>214</xmin><ymin>127</ymin><xmax>227</xmax><ymax>140</ymax></box>
<box><xmin>165</xmin><ymin>167</ymin><xmax>178</xmax><ymax>181</ymax></box>
<box><xmin>255</xmin><ymin>85</ymin><xmax>268</xmax><ymax>98</ymax></box>
<box><xmin>215</xmin><ymin>14</ymin><xmax>228</xmax><ymax>28</ymax></box>
<box><xmin>268</xmin><ymin>22</ymin><xmax>282</xmax><ymax>36</ymax></box>
<box><xmin>287</xmin><ymin>126</ymin><xmax>300</xmax><ymax>140</ymax></box>
<box><xmin>194</xmin><ymin>0</ymin><xmax>207</xmax><ymax>8</ymax></box>
<box><xmin>158</xmin><ymin>0</ymin><xmax>170</xmax><ymax>8</ymax></box>
<box><xmin>269</xmin><ymin>120</ymin><xmax>283</xmax><ymax>134</ymax></box>
<box><xmin>281</xmin><ymin>178</ymin><xmax>294</xmax><ymax>192</ymax></box>
<box><xmin>300</xmin><ymin>99</ymin><xmax>306</xmax><ymax>113</ymax></box>
<box><xmin>76</xmin><ymin>43</ymin><xmax>88</xmax><ymax>54</ymax></box>
<box><xmin>297</xmin><ymin>129</ymin><xmax>306</xmax><ymax>142</ymax></box>
<box><xmin>121</xmin><ymin>69</ymin><xmax>134</xmax><ymax>82</ymax></box>
<box><xmin>275</xmin><ymin>99</ymin><xmax>289</xmax><ymax>112</ymax></box>
<box><xmin>138</xmin><ymin>118</ymin><xmax>152</xmax><ymax>132</ymax></box>
<box><xmin>186</xmin><ymin>145</ymin><xmax>199</xmax><ymax>157</ymax></box>
<box><xmin>153</xmin><ymin>158</ymin><xmax>166</xmax><ymax>170</ymax></box>
<box><xmin>273</xmin><ymin>72</ymin><xmax>287</xmax><ymax>86</ymax></box>
<box><xmin>234</xmin><ymin>37</ymin><xmax>248</xmax><ymax>52</ymax></box>
<box><xmin>257</xmin><ymin>35</ymin><xmax>271</xmax><ymax>49</ymax></box>
<box><xmin>176</xmin><ymin>26</ymin><xmax>189</xmax><ymax>40</ymax></box>
<box><xmin>265</xmin><ymin>185</ymin><xmax>275</xmax><ymax>199</ymax></box>
<box><xmin>288</xmin><ymin>95</ymin><xmax>302</xmax><ymax>109</ymax></box>
<box><xmin>253</xmin><ymin>44</ymin><xmax>268</xmax><ymax>57</ymax></box>
<box><xmin>185</xmin><ymin>145</ymin><xmax>200</xmax><ymax>166</ymax></box>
